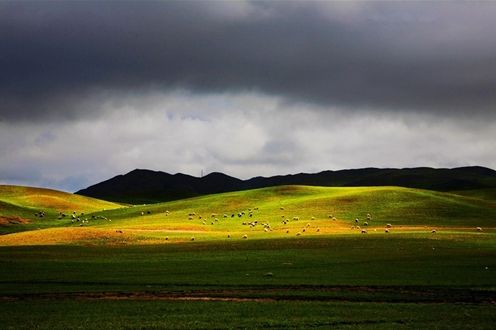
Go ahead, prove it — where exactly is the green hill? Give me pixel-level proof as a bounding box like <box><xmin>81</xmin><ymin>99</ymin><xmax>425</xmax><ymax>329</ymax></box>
<box><xmin>0</xmin><ymin>185</ymin><xmax>122</xmax><ymax>234</ymax></box>
<box><xmin>2</xmin><ymin>185</ymin><xmax>494</xmax><ymax>244</ymax></box>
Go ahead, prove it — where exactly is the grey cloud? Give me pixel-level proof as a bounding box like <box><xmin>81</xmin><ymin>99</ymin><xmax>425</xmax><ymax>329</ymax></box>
<box><xmin>2</xmin><ymin>1</ymin><xmax>496</xmax><ymax>122</ymax></box>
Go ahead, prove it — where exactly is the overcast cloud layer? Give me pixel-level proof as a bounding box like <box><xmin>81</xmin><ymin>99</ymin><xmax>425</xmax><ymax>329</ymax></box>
<box><xmin>0</xmin><ymin>1</ymin><xmax>495</xmax><ymax>191</ymax></box>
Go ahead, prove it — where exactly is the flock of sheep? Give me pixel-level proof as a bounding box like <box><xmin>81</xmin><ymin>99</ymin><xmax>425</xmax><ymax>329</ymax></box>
<box><xmin>36</xmin><ymin>203</ymin><xmax>485</xmax><ymax>241</ymax></box>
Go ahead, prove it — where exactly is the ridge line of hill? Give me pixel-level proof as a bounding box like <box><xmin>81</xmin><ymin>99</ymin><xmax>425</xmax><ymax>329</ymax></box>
<box><xmin>75</xmin><ymin>166</ymin><xmax>496</xmax><ymax>204</ymax></box>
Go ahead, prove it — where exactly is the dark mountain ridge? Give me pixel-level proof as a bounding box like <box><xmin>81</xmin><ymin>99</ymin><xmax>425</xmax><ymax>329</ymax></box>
<box><xmin>76</xmin><ymin>166</ymin><xmax>496</xmax><ymax>204</ymax></box>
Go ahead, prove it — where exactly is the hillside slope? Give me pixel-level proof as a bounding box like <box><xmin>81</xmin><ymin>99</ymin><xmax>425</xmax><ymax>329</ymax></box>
<box><xmin>0</xmin><ymin>185</ymin><xmax>122</xmax><ymax>234</ymax></box>
<box><xmin>77</xmin><ymin>166</ymin><xmax>496</xmax><ymax>204</ymax></box>
<box><xmin>3</xmin><ymin>185</ymin><xmax>494</xmax><ymax>245</ymax></box>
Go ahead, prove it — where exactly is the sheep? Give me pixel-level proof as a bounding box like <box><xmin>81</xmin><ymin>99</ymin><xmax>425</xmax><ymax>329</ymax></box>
<box><xmin>476</xmin><ymin>227</ymin><xmax>483</xmax><ymax>232</ymax></box>
<box><xmin>116</xmin><ymin>230</ymin><xmax>123</xmax><ymax>234</ymax></box>
<box><xmin>296</xmin><ymin>232</ymin><xmax>301</xmax><ymax>236</ymax></box>
<box><xmin>293</xmin><ymin>216</ymin><xmax>299</xmax><ymax>221</ymax></box>
<box><xmin>280</xmin><ymin>207</ymin><xmax>284</xmax><ymax>210</ymax></box>
<box><xmin>188</xmin><ymin>216</ymin><xmax>193</xmax><ymax>220</ymax></box>
<box><xmin>264</xmin><ymin>228</ymin><xmax>269</xmax><ymax>232</ymax></box>
<box><xmin>165</xmin><ymin>236</ymin><xmax>169</xmax><ymax>240</ymax></box>
<box><xmin>361</xmin><ymin>229</ymin><xmax>367</xmax><ymax>234</ymax></box>
<box><xmin>227</xmin><ymin>234</ymin><xmax>231</xmax><ymax>238</ymax></box>
<box><xmin>191</xmin><ymin>237</ymin><xmax>195</xmax><ymax>241</ymax></box>
<box><xmin>355</xmin><ymin>218</ymin><xmax>359</xmax><ymax>223</ymax></box>
<box><xmin>242</xmin><ymin>234</ymin><xmax>248</xmax><ymax>239</ymax></box>
<box><xmin>385</xmin><ymin>228</ymin><xmax>389</xmax><ymax>233</ymax></box>
<box><xmin>386</xmin><ymin>224</ymin><xmax>392</xmax><ymax>228</ymax></box>
<box><xmin>286</xmin><ymin>230</ymin><xmax>290</xmax><ymax>234</ymax></box>
<box><xmin>328</xmin><ymin>214</ymin><xmax>333</xmax><ymax>219</ymax></box>
<box><xmin>363</xmin><ymin>221</ymin><xmax>368</xmax><ymax>226</ymax></box>
<box><xmin>306</xmin><ymin>223</ymin><xmax>311</xmax><ymax>227</ymax></box>
<box><xmin>141</xmin><ymin>212</ymin><xmax>144</xmax><ymax>216</ymax></box>
<box><xmin>311</xmin><ymin>216</ymin><xmax>315</xmax><ymax>220</ymax></box>
<box><xmin>316</xmin><ymin>227</ymin><xmax>320</xmax><ymax>232</ymax></box>
<box><xmin>302</xmin><ymin>228</ymin><xmax>306</xmax><ymax>233</ymax></box>
<box><xmin>223</xmin><ymin>214</ymin><xmax>228</xmax><ymax>218</ymax></box>
<box><xmin>431</xmin><ymin>229</ymin><xmax>437</xmax><ymax>234</ymax></box>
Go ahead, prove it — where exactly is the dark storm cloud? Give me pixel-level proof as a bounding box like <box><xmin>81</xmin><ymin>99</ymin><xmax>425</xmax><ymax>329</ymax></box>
<box><xmin>1</xmin><ymin>1</ymin><xmax>496</xmax><ymax>121</ymax></box>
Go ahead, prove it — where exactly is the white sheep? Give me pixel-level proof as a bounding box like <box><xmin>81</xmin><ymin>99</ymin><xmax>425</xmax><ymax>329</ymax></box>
<box><xmin>242</xmin><ymin>234</ymin><xmax>248</xmax><ymax>239</ymax></box>
<box><xmin>476</xmin><ymin>227</ymin><xmax>483</xmax><ymax>232</ymax></box>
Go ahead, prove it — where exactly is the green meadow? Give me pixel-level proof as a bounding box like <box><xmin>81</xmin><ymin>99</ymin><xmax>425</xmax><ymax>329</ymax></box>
<box><xmin>0</xmin><ymin>184</ymin><xmax>495</xmax><ymax>328</ymax></box>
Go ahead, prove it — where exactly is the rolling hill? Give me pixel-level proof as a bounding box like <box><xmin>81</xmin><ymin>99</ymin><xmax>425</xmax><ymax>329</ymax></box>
<box><xmin>0</xmin><ymin>185</ymin><xmax>122</xmax><ymax>234</ymax></box>
<box><xmin>76</xmin><ymin>166</ymin><xmax>496</xmax><ymax>204</ymax></box>
<box><xmin>2</xmin><ymin>184</ymin><xmax>495</xmax><ymax>245</ymax></box>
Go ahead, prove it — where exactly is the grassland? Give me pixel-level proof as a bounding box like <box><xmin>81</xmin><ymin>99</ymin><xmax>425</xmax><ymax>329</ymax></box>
<box><xmin>0</xmin><ymin>184</ymin><xmax>495</xmax><ymax>328</ymax></box>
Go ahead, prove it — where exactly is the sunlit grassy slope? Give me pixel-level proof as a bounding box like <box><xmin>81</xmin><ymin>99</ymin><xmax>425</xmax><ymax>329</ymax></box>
<box><xmin>0</xmin><ymin>185</ymin><xmax>122</xmax><ymax>234</ymax></box>
<box><xmin>1</xmin><ymin>185</ymin><xmax>494</xmax><ymax>245</ymax></box>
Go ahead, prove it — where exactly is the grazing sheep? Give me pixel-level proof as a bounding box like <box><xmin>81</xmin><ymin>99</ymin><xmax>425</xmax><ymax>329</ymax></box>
<box><xmin>328</xmin><ymin>214</ymin><xmax>333</xmax><ymax>219</ymax></box>
<box><xmin>242</xmin><ymin>234</ymin><xmax>248</xmax><ymax>239</ymax></box>
<box><xmin>385</xmin><ymin>228</ymin><xmax>389</xmax><ymax>233</ymax></box>
<box><xmin>361</xmin><ymin>229</ymin><xmax>367</xmax><ymax>234</ymax></box>
<box><xmin>188</xmin><ymin>216</ymin><xmax>193</xmax><ymax>220</ymax></box>
<box><xmin>264</xmin><ymin>228</ymin><xmax>269</xmax><ymax>232</ymax></box>
<box><xmin>386</xmin><ymin>224</ymin><xmax>392</xmax><ymax>228</ymax></box>
<box><xmin>311</xmin><ymin>216</ymin><xmax>315</xmax><ymax>220</ymax></box>
<box><xmin>293</xmin><ymin>216</ymin><xmax>299</xmax><ymax>221</ymax></box>
<box><xmin>476</xmin><ymin>227</ymin><xmax>483</xmax><ymax>232</ymax></box>
<box><xmin>431</xmin><ymin>229</ymin><xmax>437</xmax><ymax>234</ymax></box>
<box><xmin>316</xmin><ymin>228</ymin><xmax>320</xmax><ymax>232</ymax></box>
<box><xmin>302</xmin><ymin>228</ymin><xmax>306</xmax><ymax>233</ymax></box>
<box><xmin>306</xmin><ymin>223</ymin><xmax>310</xmax><ymax>227</ymax></box>
<box><xmin>286</xmin><ymin>230</ymin><xmax>289</xmax><ymax>234</ymax></box>
<box><xmin>165</xmin><ymin>236</ymin><xmax>168</xmax><ymax>240</ymax></box>
<box><xmin>364</xmin><ymin>222</ymin><xmax>368</xmax><ymax>226</ymax></box>
<box><xmin>224</xmin><ymin>214</ymin><xmax>228</xmax><ymax>218</ymax></box>
<box><xmin>355</xmin><ymin>218</ymin><xmax>359</xmax><ymax>223</ymax></box>
<box><xmin>280</xmin><ymin>207</ymin><xmax>284</xmax><ymax>210</ymax></box>
<box><xmin>191</xmin><ymin>237</ymin><xmax>195</xmax><ymax>241</ymax></box>
<box><xmin>296</xmin><ymin>232</ymin><xmax>301</xmax><ymax>236</ymax></box>
<box><xmin>227</xmin><ymin>234</ymin><xmax>231</xmax><ymax>238</ymax></box>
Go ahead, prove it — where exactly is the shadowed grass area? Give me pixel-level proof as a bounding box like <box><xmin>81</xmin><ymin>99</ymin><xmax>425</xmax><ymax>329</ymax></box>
<box><xmin>1</xmin><ymin>299</ymin><xmax>495</xmax><ymax>329</ymax></box>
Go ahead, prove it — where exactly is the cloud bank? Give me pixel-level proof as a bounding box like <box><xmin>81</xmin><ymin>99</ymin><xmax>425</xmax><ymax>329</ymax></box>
<box><xmin>0</xmin><ymin>1</ymin><xmax>495</xmax><ymax>191</ymax></box>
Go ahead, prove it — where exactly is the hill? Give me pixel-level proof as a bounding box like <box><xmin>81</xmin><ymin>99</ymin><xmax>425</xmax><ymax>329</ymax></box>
<box><xmin>2</xmin><ymin>185</ymin><xmax>495</xmax><ymax>245</ymax></box>
<box><xmin>0</xmin><ymin>185</ymin><xmax>122</xmax><ymax>233</ymax></box>
<box><xmin>76</xmin><ymin>166</ymin><xmax>496</xmax><ymax>204</ymax></box>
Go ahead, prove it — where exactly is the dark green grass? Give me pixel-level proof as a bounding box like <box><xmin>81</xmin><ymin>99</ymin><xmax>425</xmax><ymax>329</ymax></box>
<box><xmin>1</xmin><ymin>235</ymin><xmax>495</xmax><ymax>294</ymax></box>
<box><xmin>1</xmin><ymin>299</ymin><xmax>495</xmax><ymax>330</ymax></box>
<box><xmin>1</xmin><ymin>234</ymin><xmax>495</xmax><ymax>328</ymax></box>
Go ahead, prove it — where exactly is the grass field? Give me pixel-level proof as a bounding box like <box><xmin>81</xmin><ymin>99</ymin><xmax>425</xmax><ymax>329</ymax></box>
<box><xmin>0</xmin><ymin>184</ymin><xmax>495</xmax><ymax>328</ymax></box>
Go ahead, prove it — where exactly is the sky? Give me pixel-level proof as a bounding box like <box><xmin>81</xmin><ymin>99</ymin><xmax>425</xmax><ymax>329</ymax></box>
<box><xmin>1</xmin><ymin>1</ymin><xmax>495</xmax><ymax>192</ymax></box>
